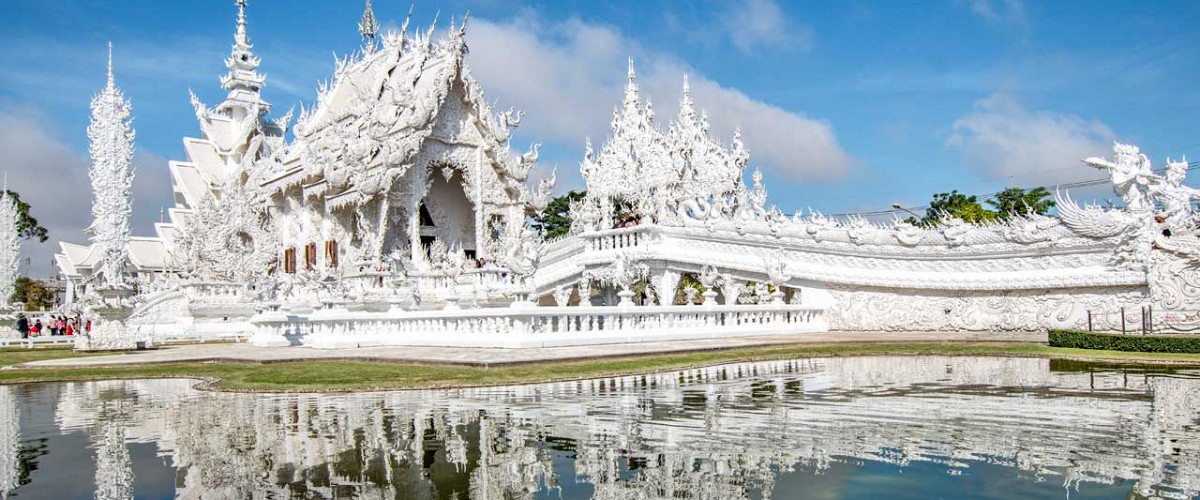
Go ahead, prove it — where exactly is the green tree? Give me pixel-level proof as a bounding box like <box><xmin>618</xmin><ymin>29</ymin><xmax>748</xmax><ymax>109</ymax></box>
<box><xmin>986</xmin><ymin>186</ymin><xmax>1056</xmax><ymax>220</ymax></box>
<box><xmin>532</xmin><ymin>192</ymin><xmax>642</xmax><ymax>236</ymax></box>
<box><xmin>912</xmin><ymin>190</ymin><xmax>998</xmax><ymax>226</ymax></box>
<box><xmin>11</xmin><ymin>277</ymin><xmax>54</xmax><ymax>311</ymax></box>
<box><xmin>532</xmin><ymin>191</ymin><xmax>586</xmax><ymax>238</ymax></box>
<box><xmin>2</xmin><ymin>190</ymin><xmax>48</xmax><ymax>242</ymax></box>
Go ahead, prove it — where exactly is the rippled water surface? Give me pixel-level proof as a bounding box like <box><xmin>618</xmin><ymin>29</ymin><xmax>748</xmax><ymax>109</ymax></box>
<box><xmin>2</xmin><ymin>356</ymin><xmax>1199</xmax><ymax>499</ymax></box>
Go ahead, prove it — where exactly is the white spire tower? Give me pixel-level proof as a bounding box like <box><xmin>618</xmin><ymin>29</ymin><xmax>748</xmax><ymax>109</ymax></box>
<box><xmin>218</xmin><ymin>0</ymin><xmax>268</xmax><ymax>118</ymax></box>
<box><xmin>0</xmin><ymin>176</ymin><xmax>20</xmax><ymax>309</ymax></box>
<box><xmin>87</xmin><ymin>42</ymin><xmax>135</xmax><ymax>288</ymax></box>
<box><xmin>359</xmin><ymin>0</ymin><xmax>379</xmax><ymax>53</ymax></box>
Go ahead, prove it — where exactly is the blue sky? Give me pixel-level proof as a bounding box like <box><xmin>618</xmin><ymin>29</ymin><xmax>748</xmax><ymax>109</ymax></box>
<box><xmin>1</xmin><ymin>0</ymin><xmax>1199</xmax><ymax>276</ymax></box>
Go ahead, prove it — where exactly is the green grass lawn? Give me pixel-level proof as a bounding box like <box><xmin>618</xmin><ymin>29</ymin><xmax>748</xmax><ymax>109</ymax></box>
<box><xmin>0</xmin><ymin>347</ymin><xmax>109</xmax><ymax>366</ymax></box>
<box><xmin>2</xmin><ymin>342</ymin><xmax>1200</xmax><ymax>392</ymax></box>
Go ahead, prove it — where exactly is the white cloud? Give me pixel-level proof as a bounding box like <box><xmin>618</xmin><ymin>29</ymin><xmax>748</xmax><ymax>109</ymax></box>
<box><xmin>726</xmin><ymin>0</ymin><xmax>813</xmax><ymax>53</ymax></box>
<box><xmin>0</xmin><ymin>109</ymin><xmax>173</xmax><ymax>278</ymax></box>
<box><xmin>466</xmin><ymin>15</ymin><xmax>852</xmax><ymax>183</ymax></box>
<box><xmin>966</xmin><ymin>0</ymin><xmax>1028</xmax><ymax>28</ymax></box>
<box><xmin>946</xmin><ymin>94</ymin><xmax>1116</xmax><ymax>185</ymax></box>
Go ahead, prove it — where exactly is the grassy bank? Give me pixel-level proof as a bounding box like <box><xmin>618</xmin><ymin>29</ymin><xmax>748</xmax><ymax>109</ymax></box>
<box><xmin>3</xmin><ymin>342</ymin><xmax>1200</xmax><ymax>392</ymax></box>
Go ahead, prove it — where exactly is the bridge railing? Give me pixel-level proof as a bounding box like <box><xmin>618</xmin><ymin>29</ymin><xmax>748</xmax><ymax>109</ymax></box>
<box><xmin>251</xmin><ymin>302</ymin><xmax>827</xmax><ymax>349</ymax></box>
<box><xmin>1085</xmin><ymin>307</ymin><xmax>1200</xmax><ymax>335</ymax></box>
<box><xmin>0</xmin><ymin>336</ymin><xmax>76</xmax><ymax>348</ymax></box>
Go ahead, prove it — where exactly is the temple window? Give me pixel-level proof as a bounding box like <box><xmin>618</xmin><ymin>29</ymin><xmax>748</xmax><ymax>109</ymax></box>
<box><xmin>419</xmin><ymin>204</ymin><xmax>435</xmax><ymax>227</ymax></box>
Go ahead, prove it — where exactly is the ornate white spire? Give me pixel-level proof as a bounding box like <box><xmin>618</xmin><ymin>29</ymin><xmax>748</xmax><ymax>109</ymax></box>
<box><xmin>87</xmin><ymin>43</ymin><xmax>135</xmax><ymax>288</ymax></box>
<box><xmin>219</xmin><ymin>0</ymin><xmax>268</xmax><ymax>115</ymax></box>
<box><xmin>106</xmin><ymin>41</ymin><xmax>115</xmax><ymax>89</ymax></box>
<box><xmin>0</xmin><ymin>179</ymin><xmax>20</xmax><ymax>309</ymax></box>
<box><xmin>623</xmin><ymin>57</ymin><xmax>640</xmax><ymax>110</ymax></box>
<box><xmin>359</xmin><ymin>0</ymin><xmax>379</xmax><ymax>52</ymax></box>
<box><xmin>678</xmin><ymin>75</ymin><xmax>696</xmax><ymax>125</ymax></box>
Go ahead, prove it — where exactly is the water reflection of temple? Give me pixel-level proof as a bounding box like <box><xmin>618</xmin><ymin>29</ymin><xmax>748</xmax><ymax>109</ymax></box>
<box><xmin>4</xmin><ymin>356</ymin><xmax>1198</xmax><ymax>499</ymax></box>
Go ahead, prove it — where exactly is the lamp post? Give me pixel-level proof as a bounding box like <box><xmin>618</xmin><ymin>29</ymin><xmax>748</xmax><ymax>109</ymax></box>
<box><xmin>891</xmin><ymin>203</ymin><xmax>922</xmax><ymax>220</ymax></box>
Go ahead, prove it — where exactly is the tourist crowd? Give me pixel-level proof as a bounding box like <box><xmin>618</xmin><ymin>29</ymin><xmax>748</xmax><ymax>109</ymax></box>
<box><xmin>15</xmin><ymin>314</ymin><xmax>89</xmax><ymax>339</ymax></box>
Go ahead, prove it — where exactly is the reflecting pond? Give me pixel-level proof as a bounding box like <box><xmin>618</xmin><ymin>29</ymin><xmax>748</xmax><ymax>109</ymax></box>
<box><xmin>1</xmin><ymin>356</ymin><xmax>1199</xmax><ymax>499</ymax></box>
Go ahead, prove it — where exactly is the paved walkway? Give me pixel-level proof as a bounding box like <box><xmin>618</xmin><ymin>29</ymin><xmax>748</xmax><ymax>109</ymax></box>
<box><xmin>13</xmin><ymin>331</ymin><xmax>1047</xmax><ymax>369</ymax></box>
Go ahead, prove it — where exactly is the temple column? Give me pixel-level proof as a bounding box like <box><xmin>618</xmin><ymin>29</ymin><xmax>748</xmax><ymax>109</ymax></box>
<box><xmin>578</xmin><ymin>277</ymin><xmax>593</xmax><ymax>307</ymax></box>
<box><xmin>406</xmin><ymin>168</ymin><xmax>427</xmax><ymax>269</ymax></box>
<box><xmin>474</xmin><ymin>148</ymin><xmax>485</xmax><ymax>260</ymax></box>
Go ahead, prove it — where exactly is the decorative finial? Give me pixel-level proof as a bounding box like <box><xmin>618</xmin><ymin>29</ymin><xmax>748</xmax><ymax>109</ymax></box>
<box><xmin>106</xmin><ymin>41</ymin><xmax>115</xmax><ymax>88</ymax></box>
<box><xmin>236</xmin><ymin>0</ymin><xmax>248</xmax><ymax>39</ymax></box>
<box><xmin>359</xmin><ymin>0</ymin><xmax>379</xmax><ymax>49</ymax></box>
<box><xmin>678</xmin><ymin>74</ymin><xmax>697</xmax><ymax>124</ymax></box>
<box><xmin>623</xmin><ymin>58</ymin><xmax>639</xmax><ymax>108</ymax></box>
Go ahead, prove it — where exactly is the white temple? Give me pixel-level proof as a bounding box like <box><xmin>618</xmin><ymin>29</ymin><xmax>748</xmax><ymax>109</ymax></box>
<box><xmin>54</xmin><ymin>1</ymin><xmax>1200</xmax><ymax>348</ymax></box>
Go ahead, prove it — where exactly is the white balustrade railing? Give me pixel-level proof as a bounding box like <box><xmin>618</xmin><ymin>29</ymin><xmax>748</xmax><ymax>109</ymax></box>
<box><xmin>465</xmin><ymin>268</ymin><xmax>511</xmax><ymax>288</ymax></box>
<box><xmin>181</xmin><ymin>281</ymin><xmax>247</xmax><ymax>300</ymax></box>
<box><xmin>584</xmin><ymin>226</ymin><xmax>650</xmax><ymax>252</ymax></box>
<box><xmin>251</xmin><ymin>303</ymin><xmax>827</xmax><ymax>349</ymax></box>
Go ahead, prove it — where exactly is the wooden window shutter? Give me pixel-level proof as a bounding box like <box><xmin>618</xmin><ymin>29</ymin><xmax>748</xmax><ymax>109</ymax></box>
<box><xmin>304</xmin><ymin>243</ymin><xmax>317</xmax><ymax>270</ymax></box>
<box><xmin>283</xmin><ymin>248</ymin><xmax>296</xmax><ymax>274</ymax></box>
<box><xmin>325</xmin><ymin>240</ymin><xmax>339</xmax><ymax>268</ymax></box>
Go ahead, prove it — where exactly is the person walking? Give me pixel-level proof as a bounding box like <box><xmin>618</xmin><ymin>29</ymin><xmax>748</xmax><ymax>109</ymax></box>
<box><xmin>31</xmin><ymin>319</ymin><xmax>41</xmax><ymax>337</ymax></box>
<box><xmin>55</xmin><ymin>317</ymin><xmax>65</xmax><ymax>337</ymax></box>
<box><xmin>16</xmin><ymin>314</ymin><xmax>28</xmax><ymax>339</ymax></box>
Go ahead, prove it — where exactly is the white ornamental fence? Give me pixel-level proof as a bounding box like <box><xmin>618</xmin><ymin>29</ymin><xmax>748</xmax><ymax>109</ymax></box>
<box><xmin>250</xmin><ymin>303</ymin><xmax>827</xmax><ymax>349</ymax></box>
